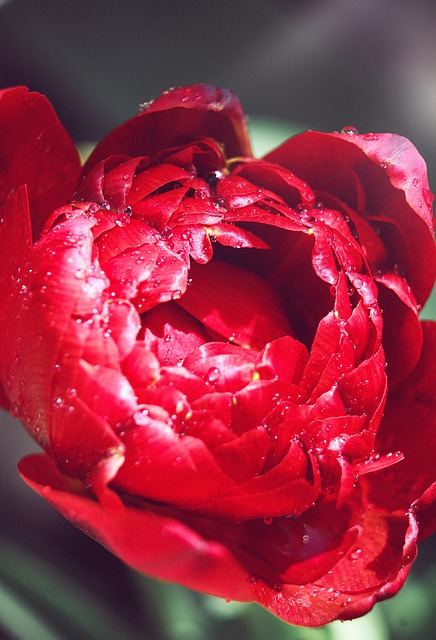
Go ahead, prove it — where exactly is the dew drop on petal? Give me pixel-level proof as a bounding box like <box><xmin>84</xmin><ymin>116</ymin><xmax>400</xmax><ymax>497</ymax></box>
<box><xmin>363</xmin><ymin>133</ymin><xmax>378</xmax><ymax>141</ymax></box>
<box><xmin>350</xmin><ymin>547</ymin><xmax>362</xmax><ymax>560</ymax></box>
<box><xmin>205</xmin><ymin>367</ymin><xmax>220</xmax><ymax>384</ymax></box>
<box><xmin>263</xmin><ymin>516</ymin><xmax>273</xmax><ymax>525</ymax></box>
<box><xmin>138</xmin><ymin>100</ymin><xmax>153</xmax><ymax>111</ymax></box>
<box><xmin>341</xmin><ymin>126</ymin><xmax>359</xmax><ymax>135</ymax></box>
<box><xmin>115</xmin><ymin>214</ymin><xmax>131</xmax><ymax>228</ymax></box>
<box><xmin>75</xmin><ymin>267</ymin><xmax>87</xmax><ymax>279</ymax></box>
<box><xmin>10</xmin><ymin>403</ymin><xmax>20</xmax><ymax>418</ymax></box>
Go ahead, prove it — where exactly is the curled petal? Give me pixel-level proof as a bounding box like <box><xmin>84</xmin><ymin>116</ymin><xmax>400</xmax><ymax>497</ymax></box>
<box><xmin>178</xmin><ymin>260</ymin><xmax>294</xmax><ymax>349</ymax></box>
<box><xmin>18</xmin><ymin>454</ymin><xmax>253</xmax><ymax>602</ymax></box>
<box><xmin>84</xmin><ymin>84</ymin><xmax>252</xmax><ymax>173</ymax></box>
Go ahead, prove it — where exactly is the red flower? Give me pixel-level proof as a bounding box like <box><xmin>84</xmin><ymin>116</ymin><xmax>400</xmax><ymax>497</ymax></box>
<box><xmin>0</xmin><ymin>84</ymin><xmax>435</xmax><ymax>626</ymax></box>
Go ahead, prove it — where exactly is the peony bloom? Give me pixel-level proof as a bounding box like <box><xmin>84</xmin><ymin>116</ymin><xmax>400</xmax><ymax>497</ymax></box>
<box><xmin>0</xmin><ymin>84</ymin><xmax>435</xmax><ymax>626</ymax></box>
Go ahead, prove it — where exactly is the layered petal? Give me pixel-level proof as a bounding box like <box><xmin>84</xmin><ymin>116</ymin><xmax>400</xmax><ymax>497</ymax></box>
<box><xmin>266</xmin><ymin>130</ymin><xmax>436</xmax><ymax>383</ymax></box>
<box><xmin>84</xmin><ymin>84</ymin><xmax>252</xmax><ymax>173</ymax></box>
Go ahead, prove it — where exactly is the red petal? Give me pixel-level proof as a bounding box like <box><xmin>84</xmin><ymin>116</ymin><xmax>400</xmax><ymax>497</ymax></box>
<box><xmin>207</xmin><ymin>223</ymin><xmax>269</xmax><ymax>250</ymax></box>
<box><xmin>266</xmin><ymin>130</ymin><xmax>436</xmax><ymax>311</ymax></box>
<box><xmin>234</xmin><ymin>159</ymin><xmax>315</xmax><ymax>206</ymax></box>
<box><xmin>141</xmin><ymin>301</ymin><xmax>209</xmax><ymax>366</ymax></box>
<box><xmin>257</xmin><ymin>336</ymin><xmax>308</xmax><ymax>384</ymax></box>
<box><xmin>363</xmin><ymin>322</ymin><xmax>436</xmax><ymax>532</ymax></box>
<box><xmin>104</xmin><ymin>299</ymin><xmax>142</xmax><ymax>359</ymax></box>
<box><xmin>127</xmin><ymin>164</ymin><xmax>191</xmax><ymax>205</ymax></box>
<box><xmin>49</xmin><ymin>393</ymin><xmax>124</xmax><ymax>478</ymax></box>
<box><xmin>84</xmin><ymin>84</ymin><xmax>252</xmax><ymax>172</ymax></box>
<box><xmin>75</xmin><ymin>155</ymin><xmax>131</xmax><ymax>203</ymax></box>
<box><xmin>0</xmin><ymin>86</ymin><xmax>81</xmax><ymax>240</ymax></box>
<box><xmin>178</xmin><ymin>260</ymin><xmax>294</xmax><ymax>349</ymax></box>
<box><xmin>18</xmin><ymin>454</ymin><xmax>252</xmax><ymax>601</ymax></box>
<box><xmin>113</xmin><ymin>416</ymin><xmax>236</xmax><ymax>506</ymax></box>
<box><xmin>183</xmin><ymin>343</ymin><xmax>258</xmax><ymax>394</ymax></box>
<box><xmin>95</xmin><ymin>218</ymin><xmax>159</xmax><ymax>263</ymax></box>
<box><xmin>103</xmin><ymin>244</ymin><xmax>158</xmax><ymax>299</ymax></box>
<box><xmin>0</xmin><ymin>185</ymin><xmax>32</xmax><ymax>311</ymax></box>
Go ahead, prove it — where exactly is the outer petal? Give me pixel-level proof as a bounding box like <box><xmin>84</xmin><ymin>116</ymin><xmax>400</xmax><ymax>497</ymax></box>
<box><xmin>0</xmin><ymin>216</ymin><xmax>115</xmax><ymax>456</ymax></box>
<box><xmin>0</xmin><ymin>185</ymin><xmax>32</xmax><ymax>308</ymax></box>
<box><xmin>84</xmin><ymin>84</ymin><xmax>252</xmax><ymax>173</ymax></box>
<box><xmin>250</xmin><ymin>508</ymin><xmax>418</xmax><ymax>626</ymax></box>
<box><xmin>18</xmin><ymin>454</ymin><xmax>253</xmax><ymax>602</ymax></box>
<box><xmin>266</xmin><ymin>131</ymin><xmax>435</xmax><ymax>305</ymax></box>
<box><xmin>0</xmin><ymin>183</ymin><xmax>32</xmax><ymax>409</ymax></box>
<box><xmin>266</xmin><ymin>130</ymin><xmax>436</xmax><ymax>381</ymax></box>
<box><xmin>0</xmin><ymin>86</ymin><xmax>81</xmax><ymax>240</ymax></box>
<box><xmin>363</xmin><ymin>321</ymin><xmax>436</xmax><ymax>539</ymax></box>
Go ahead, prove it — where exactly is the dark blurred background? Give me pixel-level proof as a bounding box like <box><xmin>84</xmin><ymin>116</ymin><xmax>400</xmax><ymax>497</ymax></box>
<box><xmin>1</xmin><ymin>0</ymin><xmax>436</xmax><ymax>177</ymax></box>
<box><xmin>0</xmin><ymin>1</ymin><xmax>435</xmax><ymax>639</ymax></box>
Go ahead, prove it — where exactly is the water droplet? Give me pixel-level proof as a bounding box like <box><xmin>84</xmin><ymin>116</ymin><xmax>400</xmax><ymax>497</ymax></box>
<box><xmin>75</xmin><ymin>267</ymin><xmax>87</xmax><ymax>279</ymax></box>
<box><xmin>341</xmin><ymin>126</ymin><xmax>358</xmax><ymax>135</ymax></box>
<box><xmin>350</xmin><ymin>547</ymin><xmax>362</xmax><ymax>560</ymax></box>
<box><xmin>393</xmin><ymin>263</ymin><xmax>406</xmax><ymax>278</ymax></box>
<box><xmin>164</xmin><ymin>334</ymin><xmax>171</xmax><ymax>342</ymax></box>
<box><xmin>205</xmin><ymin>170</ymin><xmax>223</xmax><ymax>189</ymax></box>
<box><xmin>171</xmin><ymin>289</ymin><xmax>182</xmax><ymax>300</ymax></box>
<box><xmin>100</xmin><ymin>200</ymin><xmax>110</xmax><ymax>210</ymax></box>
<box><xmin>302</xmin><ymin>534</ymin><xmax>310</xmax><ymax>544</ymax></box>
<box><xmin>363</xmin><ymin>133</ymin><xmax>378</xmax><ymax>141</ymax></box>
<box><xmin>88</xmin><ymin>202</ymin><xmax>100</xmax><ymax>213</ymax></box>
<box><xmin>115</xmin><ymin>214</ymin><xmax>131</xmax><ymax>228</ymax></box>
<box><xmin>138</xmin><ymin>100</ymin><xmax>153</xmax><ymax>111</ymax></box>
<box><xmin>205</xmin><ymin>367</ymin><xmax>220</xmax><ymax>384</ymax></box>
<box><xmin>263</xmin><ymin>516</ymin><xmax>273</xmax><ymax>525</ymax></box>
<box><xmin>10</xmin><ymin>402</ymin><xmax>20</xmax><ymax>418</ymax></box>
